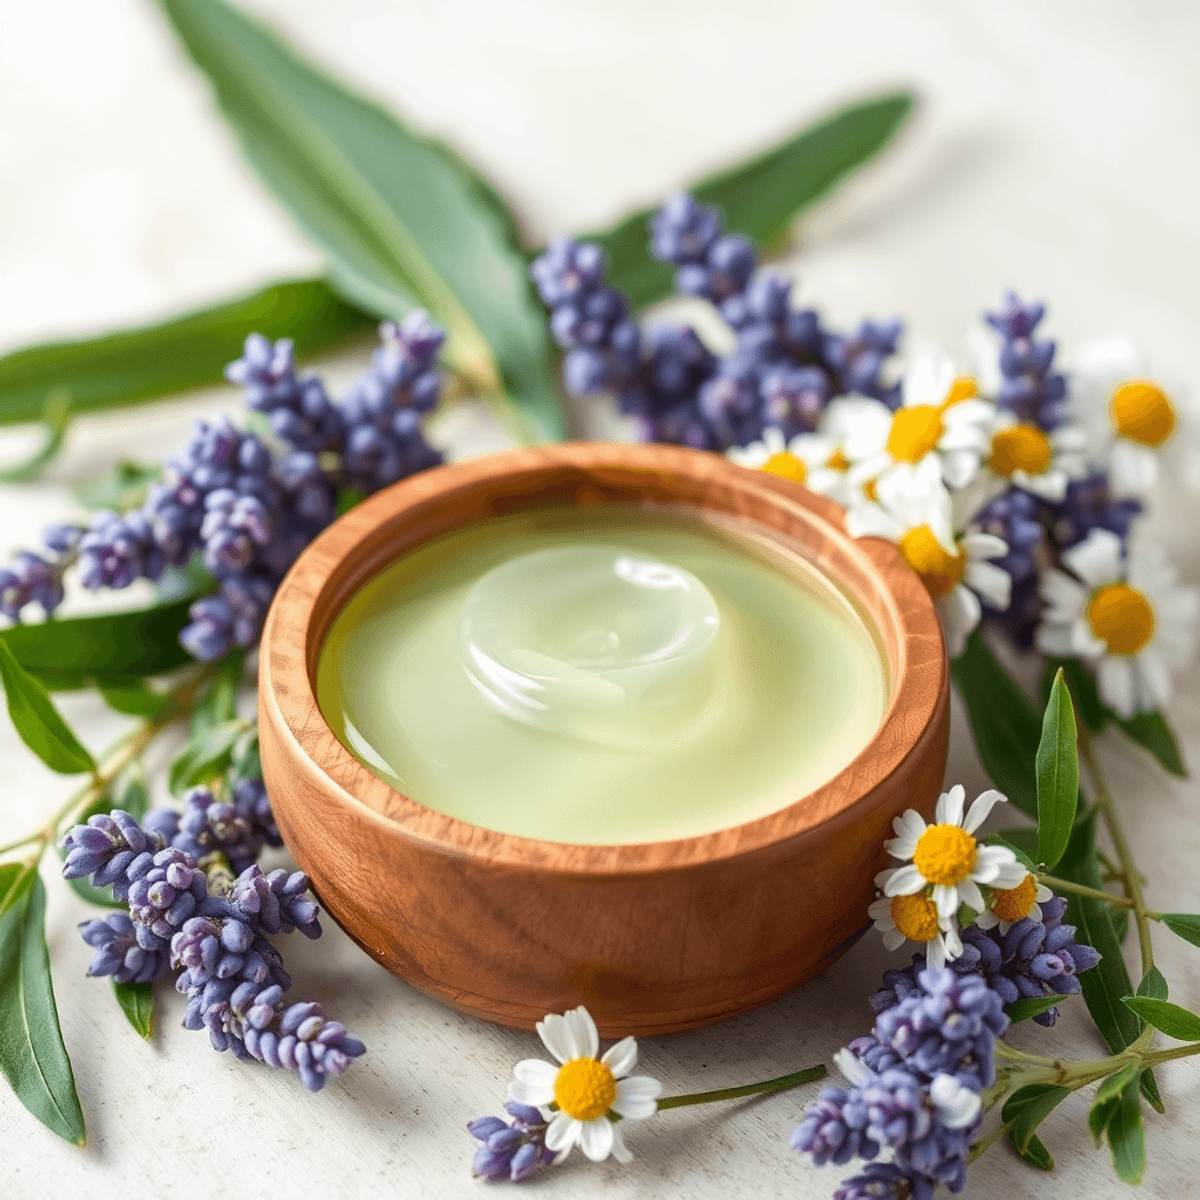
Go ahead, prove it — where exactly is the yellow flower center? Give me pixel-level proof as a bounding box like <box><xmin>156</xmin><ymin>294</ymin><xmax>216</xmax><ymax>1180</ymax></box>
<box><xmin>991</xmin><ymin>874</ymin><xmax>1039</xmax><ymax>923</ymax></box>
<box><xmin>890</xmin><ymin>892</ymin><xmax>940</xmax><ymax>942</ymax></box>
<box><xmin>1110</xmin><ymin>381</ymin><xmax>1176</xmax><ymax>447</ymax></box>
<box><xmin>1086</xmin><ymin>583</ymin><xmax>1155</xmax><ymax>656</ymax></box>
<box><xmin>899</xmin><ymin>525</ymin><xmax>966</xmax><ymax>597</ymax></box>
<box><xmin>887</xmin><ymin>406</ymin><xmax>945</xmax><ymax>463</ymax></box>
<box><xmin>763</xmin><ymin>452</ymin><xmax>807</xmax><ymax>484</ymax></box>
<box><xmin>988</xmin><ymin>424</ymin><xmax>1053</xmax><ymax>477</ymax></box>
<box><xmin>913</xmin><ymin>824</ymin><xmax>977</xmax><ymax>886</ymax></box>
<box><xmin>826</xmin><ymin>448</ymin><xmax>850</xmax><ymax>472</ymax></box>
<box><xmin>943</xmin><ymin>375</ymin><xmax>979</xmax><ymax>407</ymax></box>
<box><xmin>554</xmin><ymin>1058</ymin><xmax>617</xmax><ymax>1122</ymax></box>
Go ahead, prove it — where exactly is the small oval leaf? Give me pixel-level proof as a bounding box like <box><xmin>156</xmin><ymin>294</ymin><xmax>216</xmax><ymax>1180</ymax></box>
<box><xmin>112</xmin><ymin>980</ymin><xmax>154</xmax><ymax>1041</ymax></box>
<box><xmin>1122</xmin><ymin>996</ymin><xmax>1200</xmax><ymax>1042</ymax></box>
<box><xmin>1005</xmin><ymin>993</ymin><xmax>1069</xmax><ymax>1024</ymax></box>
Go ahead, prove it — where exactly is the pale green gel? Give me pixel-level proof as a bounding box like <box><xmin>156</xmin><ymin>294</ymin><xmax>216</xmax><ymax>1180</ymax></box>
<box><xmin>316</xmin><ymin>506</ymin><xmax>888</xmax><ymax>845</ymax></box>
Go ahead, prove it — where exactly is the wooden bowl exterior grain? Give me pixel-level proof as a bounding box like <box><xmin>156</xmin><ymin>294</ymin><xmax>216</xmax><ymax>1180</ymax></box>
<box><xmin>259</xmin><ymin>442</ymin><xmax>949</xmax><ymax>1036</ymax></box>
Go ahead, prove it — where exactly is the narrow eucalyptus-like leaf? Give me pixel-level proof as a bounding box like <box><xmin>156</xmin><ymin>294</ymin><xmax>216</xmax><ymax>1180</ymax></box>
<box><xmin>0</xmin><ymin>389</ymin><xmax>72</xmax><ymax>484</ymax></box>
<box><xmin>950</xmin><ymin>631</ymin><xmax>1040</xmax><ymax>817</ymax></box>
<box><xmin>1088</xmin><ymin>1093</ymin><xmax>1121</xmax><ymax>1148</ymax></box>
<box><xmin>1095</xmin><ymin>1062</ymin><xmax>1143</xmax><ymax>1108</ymax></box>
<box><xmin>1040</xmin><ymin>657</ymin><xmax>1107</xmax><ymax>734</ymax></box>
<box><xmin>1115</xmin><ymin>709</ymin><xmax>1187</xmax><ymax>777</ymax></box>
<box><xmin>0</xmin><ymin>641</ymin><xmax>94</xmax><ymax>774</ymax></box>
<box><xmin>1005</xmin><ymin>993</ymin><xmax>1069</xmax><ymax>1024</ymax></box>
<box><xmin>97</xmin><ymin>680</ymin><xmax>170</xmax><ymax>719</ymax></box>
<box><xmin>112</xmin><ymin>980</ymin><xmax>154</xmax><ymax>1041</ymax></box>
<box><xmin>169</xmin><ymin>719</ymin><xmax>247</xmax><ymax>797</ymax></box>
<box><xmin>1122</xmin><ymin>996</ymin><xmax>1200</xmax><ymax>1041</ymax></box>
<box><xmin>0</xmin><ymin>278</ymin><xmax>372</xmax><ymax>427</ymax></box>
<box><xmin>158</xmin><ymin>0</ymin><xmax>565</xmax><ymax>443</ymax></box>
<box><xmin>0</xmin><ymin>595</ymin><xmax>202</xmax><ymax>691</ymax></box>
<box><xmin>0</xmin><ymin>875</ymin><xmax>86</xmax><ymax>1144</ymax></box>
<box><xmin>1035</xmin><ymin>669</ymin><xmax>1078</xmax><ymax>870</ymax></box>
<box><xmin>1136</xmin><ymin>965</ymin><xmax>1169</xmax><ymax>1000</ymax></box>
<box><xmin>586</xmin><ymin>92</ymin><xmax>916</xmax><ymax>309</ymax></box>
<box><xmin>72</xmin><ymin>461</ymin><xmax>162</xmax><ymax>514</ymax></box>
<box><xmin>1161</xmin><ymin>912</ymin><xmax>1200</xmax><ymax>949</ymax></box>
<box><xmin>1009</xmin><ymin>1130</ymin><xmax>1054</xmax><ymax>1171</ymax></box>
<box><xmin>0</xmin><ymin>862</ymin><xmax>34</xmax><ymax>913</ymax></box>
<box><xmin>1001</xmin><ymin>1084</ymin><xmax>1070</xmax><ymax>1153</ymax></box>
<box><xmin>1106</xmin><ymin>1074</ymin><xmax>1146</xmax><ymax>1184</ymax></box>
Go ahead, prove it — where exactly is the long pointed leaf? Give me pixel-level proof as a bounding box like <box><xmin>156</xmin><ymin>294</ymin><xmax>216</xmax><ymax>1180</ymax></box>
<box><xmin>158</xmin><ymin>0</ymin><xmax>564</xmax><ymax>443</ymax></box>
<box><xmin>0</xmin><ymin>875</ymin><xmax>86</xmax><ymax>1144</ymax></box>
<box><xmin>0</xmin><ymin>279</ymin><xmax>371</xmax><ymax>427</ymax></box>
<box><xmin>587</xmin><ymin>92</ymin><xmax>916</xmax><ymax>308</ymax></box>
<box><xmin>0</xmin><ymin>641</ymin><xmax>94</xmax><ymax>774</ymax></box>
<box><xmin>1036</xmin><ymin>669</ymin><xmax>1078</xmax><ymax>870</ymax></box>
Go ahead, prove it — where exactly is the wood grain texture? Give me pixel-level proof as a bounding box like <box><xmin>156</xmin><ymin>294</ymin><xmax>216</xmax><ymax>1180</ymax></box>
<box><xmin>259</xmin><ymin>443</ymin><xmax>949</xmax><ymax>1035</ymax></box>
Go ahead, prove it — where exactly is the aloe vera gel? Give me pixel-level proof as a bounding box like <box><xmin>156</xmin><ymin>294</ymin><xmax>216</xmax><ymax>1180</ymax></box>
<box><xmin>317</xmin><ymin>506</ymin><xmax>887</xmax><ymax>844</ymax></box>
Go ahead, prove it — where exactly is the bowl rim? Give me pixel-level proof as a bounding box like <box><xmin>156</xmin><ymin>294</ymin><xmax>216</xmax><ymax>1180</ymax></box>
<box><xmin>259</xmin><ymin>441</ymin><xmax>947</xmax><ymax>876</ymax></box>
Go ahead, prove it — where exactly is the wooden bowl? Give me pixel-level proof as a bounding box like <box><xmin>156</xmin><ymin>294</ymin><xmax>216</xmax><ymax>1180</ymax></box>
<box><xmin>259</xmin><ymin>442</ymin><xmax>948</xmax><ymax>1036</ymax></box>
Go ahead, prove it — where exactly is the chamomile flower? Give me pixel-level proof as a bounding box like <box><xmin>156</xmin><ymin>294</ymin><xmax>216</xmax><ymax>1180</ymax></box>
<box><xmin>507</xmin><ymin>1005</ymin><xmax>661</xmax><ymax>1164</ymax></box>
<box><xmin>1035</xmin><ymin>528</ymin><xmax>1198</xmax><ymax>718</ymax></box>
<box><xmin>975</xmin><ymin>873</ymin><xmax>1053</xmax><ymax>933</ymax></box>
<box><xmin>726</xmin><ymin>426</ymin><xmax>854</xmax><ymax>504</ymax></box>
<box><xmin>883</xmin><ymin>785</ymin><xmax>1026</xmax><ymax>920</ymax></box>
<box><xmin>831</xmin><ymin>347</ymin><xmax>995</xmax><ymax>491</ymax></box>
<box><xmin>869</xmin><ymin>867</ymin><xmax>964</xmax><ymax>968</ymax></box>
<box><xmin>845</xmin><ymin>455</ymin><xmax>1011</xmax><ymax>657</ymax></box>
<box><xmin>1069</xmin><ymin>338</ymin><xmax>1179</xmax><ymax>498</ymax></box>
<box><xmin>983</xmin><ymin>409</ymin><xmax>1088</xmax><ymax>502</ymax></box>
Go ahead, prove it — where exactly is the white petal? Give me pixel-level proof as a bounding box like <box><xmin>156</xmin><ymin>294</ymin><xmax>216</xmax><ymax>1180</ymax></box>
<box><xmin>1063</xmin><ymin>529</ymin><xmax>1122</xmax><ymax>587</ymax></box>
<box><xmin>1040</xmin><ymin>570</ymin><xmax>1087</xmax><ymax>619</ymax></box>
<box><xmin>963</xmin><ymin>788</ymin><xmax>1007</xmax><ymax>833</ymax></box>
<box><xmin>885</xmin><ymin>830</ymin><xmax>920</xmax><ymax>861</ymax></box>
<box><xmin>903</xmin><ymin>348</ymin><xmax>956</xmax><ymax>408</ymax></box>
<box><xmin>940</xmin><ymin>449</ymin><xmax>981</xmax><ymax>489</ymax></box>
<box><xmin>601</xmin><ymin>1036</ymin><xmax>638</xmax><ymax>1080</ymax></box>
<box><xmin>579</xmin><ymin>1115</ymin><xmax>615</xmax><ymax>1162</ymax></box>
<box><xmin>1110</xmin><ymin>440</ymin><xmax>1159</xmax><ymax>497</ymax></box>
<box><xmin>610</xmin><ymin>1124</ymin><xmax>633</xmax><ymax>1164</ymax></box>
<box><xmin>965</xmin><ymin>559</ymin><xmax>1011</xmax><ymax>611</ymax></box>
<box><xmin>565</xmin><ymin>1006</ymin><xmax>600</xmax><ymax>1060</ymax></box>
<box><xmin>536</xmin><ymin>1014</ymin><xmax>577</xmax><ymax>1064</ymax></box>
<box><xmin>936</xmin><ymin>784</ymin><xmax>966</xmax><ymax>826</ymax></box>
<box><xmin>833</xmin><ymin>1047</ymin><xmax>871</xmax><ymax>1087</ymax></box>
<box><xmin>941</xmin><ymin>921</ymin><xmax>963</xmax><ymax>960</ymax></box>
<box><xmin>1098</xmin><ymin>655</ymin><xmax>1136</xmax><ymax>719</ymax></box>
<box><xmin>544</xmin><ymin>1112</ymin><xmax>581</xmax><ymax>1154</ymax></box>
<box><xmin>874</xmin><ymin>867</ymin><xmax>899</xmax><ymax>890</ymax></box>
<box><xmin>1133</xmin><ymin>648</ymin><xmax>1171</xmax><ymax>710</ymax></box>
<box><xmin>972</xmin><ymin>843</ymin><xmax>1019</xmax><ymax>882</ymax></box>
<box><xmin>1069</xmin><ymin>617</ymin><xmax>1108</xmax><ymax>659</ymax></box>
<box><xmin>984</xmin><ymin>855</ymin><xmax>1031</xmax><ymax>890</ymax></box>
<box><xmin>510</xmin><ymin>1058</ymin><xmax>559</xmax><ymax>1107</ymax></box>
<box><xmin>1035</xmin><ymin>622</ymin><xmax>1076</xmax><ymax>657</ymax></box>
<box><xmin>932</xmin><ymin>883</ymin><xmax>959</xmax><ymax>919</ymax></box>
<box><xmin>1035</xmin><ymin>883</ymin><xmax>1054</xmax><ymax>903</ymax></box>
<box><xmin>894</xmin><ymin>809</ymin><xmax>929</xmax><ymax>841</ymax></box>
<box><xmin>975</xmin><ymin>909</ymin><xmax>1000</xmax><ymax>929</ymax></box>
<box><xmin>1012</xmin><ymin>468</ymin><xmax>1068</xmax><ymax>502</ymax></box>
<box><xmin>940</xmin><ymin>585</ymin><xmax>980</xmax><ymax>658</ymax></box>
<box><xmin>958</xmin><ymin>878</ymin><xmax>986</xmax><ymax>912</ymax></box>
<box><xmin>961</xmin><ymin>532</ymin><xmax>1007</xmax><ymax>560</ymax></box>
<box><xmin>727</xmin><ymin>443</ymin><xmax>767</xmax><ymax>468</ymax></box>
<box><xmin>846</xmin><ymin>502</ymin><xmax>904</xmax><ymax>542</ymax></box>
<box><xmin>882</xmin><ymin>928</ymin><xmax>907</xmax><ymax>950</ymax></box>
<box><xmin>883</xmin><ymin>864</ymin><xmax>926</xmax><ymax>895</ymax></box>
<box><xmin>612</xmin><ymin>1075</ymin><xmax>662</xmax><ymax>1119</ymax></box>
<box><xmin>925</xmin><ymin>936</ymin><xmax>946</xmax><ymax>969</ymax></box>
<box><xmin>868</xmin><ymin>897</ymin><xmax>895</xmax><ymax>925</ymax></box>
<box><xmin>930</xmin><ymin>1073</ymin><xmax>982</xmax><ymax>1129</ymax></box>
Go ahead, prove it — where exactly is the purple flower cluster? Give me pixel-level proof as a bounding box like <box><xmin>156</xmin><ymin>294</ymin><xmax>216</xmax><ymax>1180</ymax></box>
<box><xmin>0</xmin><ymin>316</ymin><xmax>446</xmax><ymax>661</ymax></box>
<box><xmin>871</xmin><ymin>895</ymin><xmax>1100</xmax><ymax>1028</ymax></box>
<box><xmin>792</xmin><ymin>969</ymin><xmax>1008</xmax><ymax>1197</ymax></box>
<box><xmin>61</xmin><ymin>808</ymin><xmax>361</xmax><ymax>1092</ymax></box>
<box><xmin>143</xmin><ymin>784</ymin><xmax>282</xmax><ymax>876</ymax></box>
<box><xmin>530</xmin><ymin>192</ymin><xmax>902</xmax><ymax>453</ymax></box>
<box><xmin>467</xmin><ymin>1102</ymin><xmax>557</xmax><ymax>1182</ymax></box>
<box><xmin>985</xmin><ymin>292</ymin><xmax>1069</xmax><ymax>432</ymax></box>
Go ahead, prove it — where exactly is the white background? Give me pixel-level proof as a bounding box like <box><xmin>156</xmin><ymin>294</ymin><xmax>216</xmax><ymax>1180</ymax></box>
<box><xmin>1</xmin><ymin>1</ymin><xmax>1198</xmax><ymax>1197</ymax></box>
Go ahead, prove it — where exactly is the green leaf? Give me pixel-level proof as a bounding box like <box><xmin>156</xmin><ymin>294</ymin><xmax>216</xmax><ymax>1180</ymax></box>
<box><xmin>1040</xmin><ymin>657</ymin><xmax>1107</xmax><ymax>734</ymax></box>
<box><xmin>1122</xmin><ymin>996</ymin><xmax>1200</xmax><ymax>1041</ymax></box>
<box><xmin>0</xmin><ymin>595</ymin><xmax>204</xmax><ymax>691</ymax></box>
<box><xmin>189</xmin><ymin>657</ymin><xmax>242</xmax><ymax>736</ymax></box>
<box><xmin>1001</xmin><ymin>1084</ymin><xmax>1070</xmax><ymax>1153</ymax></box>
<box><xmin>0</xmin><ymin>389</ymin><xmax>72</xmax><ymax>484</ymax></box>
<box><xmin>1095</xmin><ymin>1062</ymin><xmax>1143</xmax><ymax>1109</ymax></box>
<box><xmin>159</xmin><ymin>0</ymin><xmax>564</xmax><ymax>444</ymax></box>
<box><xmin>1005</xmin><ymin>993</ymin><xmax>1069</xmax><ymax>1023</ymax></box>
<box><xmin>0</xmin><ymin>278</ymin><xmax>372</xmax><ymax>428</ymax></box>
<box><xmin>1114</xmin><ymin>709</ymin><xmax>1187</xmax><ymax>777</ymax></box>
<box><xmin>0</xmin><ymin>862</ymin><xmax>34</xmax><ymax>913</ymax></box>
<box><xmin>990</xmin><ymin>826</ymin><xmax>1040</xmax><ymax>869</ymax></box>
<box><xmin>112</xmin><ymin>980</ymin><xmax>154</xmax><ymax>1041</ymax></box>
<box><xmin>1009</xmin><ymin>1130</ymin><xmax>1054</xmax><ymax>1171</ymax></box>
<box><xmin>1112</xmin><ymin>906</ymin><xmax>1129</xmax><ymax>946</ymax></box>
<box><xmin>586</xmin><ymin>92</ymin><xmax>916</xmax><ymax>309</ymax></box>
<box><xmin>1106</xmin><ymin>1074</ymin><xmax>1146</xmax><ymax>1184</ymax></box>
<box><xmin>0</xmin><ymin>875</ymin><xmax>86</xmax><ymax>1144</ymax></box>
<box><xmin>97</xmin><ymin>680</ymin><xmax>170</xmax><ymax>720</ymax></box>
<box><xmin>169</xmin><ymin>718</ymin><xmax>247</xmax><ymax>797</ymax></box>
<box><xmin>0</xmin><ymin>641</ymin><xmax>94</xmax><ymax>774</ymax></box>
<box><xmin>1136</xmin><ymin>965</ymin><xmax>1169</xmax><ymax>1000</ymax></box>
<box><xmin>116</xmin><ymin>776</ymin><xmax>150</xmax><ymax>823</ymax></box>
<box><xmin>950</xmin><ymin>631</ymin><xmax>1040</xmax><ymax>817</ymax></box>
<box><xmin>73</xmin><ymin>460</ymin><xmax>162</xmax><ymax>513</ymax></box>
<box><xmin>1161</xmin><ymin>912</ymin><xmax>1200</xmax><ymax>949</ymax></box>
<box><xmin>1035</xmin><ymin>670</ymin><xmax>1079</xmax><ymax>870</ymax></box>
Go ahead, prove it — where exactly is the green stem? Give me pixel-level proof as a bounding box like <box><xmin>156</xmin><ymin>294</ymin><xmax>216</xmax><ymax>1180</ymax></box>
<box><xmin>1038</xmin><ymin>873</ymin><xmax>1163</xmax><ymax>919</ymax></box>
<box><xmin>968</xmin><ymin>1118</ymin><xmax>1013</xmax><ymax>1163</ymax></box>
<box><xmin>656</xmin><ymin>1064</ymin><xmax>826</xmax><ymax>1110</ymax></box>
<box><xmin>1077</xmin><ymin>722</ymin><xmax>1154</xmax><ymax>977</ymax></box>
<box><xmin>1143</xmin><ymin>1042</ymin><xmax>1200</xmax><ymax>1067</ymax></box>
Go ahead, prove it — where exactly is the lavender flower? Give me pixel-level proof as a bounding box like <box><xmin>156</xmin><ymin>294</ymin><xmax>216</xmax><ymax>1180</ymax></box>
<box><xmin>78</xmin><ymin>911</ymin><xmax>171</xmax><ymax>985</ymax></box>
<box><xmin>790</xmin><ymin>1086</ymin><xmax>879</xmax><ymax>1166</ymax></box>
<box><xmin>467</xmin><ymin>1102</ymin><xmax>558</xmax><ymax>1182</ymax></box>
<box><xmin>150</xmin><ymin>787</ymin><xmax>265</xmax><ymax>876</ymax></box>
<box><xmin>985</xmin><ymin>291</ymin><xmax>1069</xmax><ymax>430</ymax></box>
<box><xmin>1052</xmin><ymin>470</ymin><xmax>1142</xmax><ymax>551</ymax></box>
<box><xmin>834</xmin><ymin>1162</ymin><xmax>931</xmax><ymax>1200</ymax></box>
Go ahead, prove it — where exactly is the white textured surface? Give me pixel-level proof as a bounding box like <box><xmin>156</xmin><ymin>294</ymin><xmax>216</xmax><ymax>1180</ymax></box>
<box><xmin>1</xmin><ymin>1</ymin><xmax>1199</xmax><ymax>1197</ymax></box>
